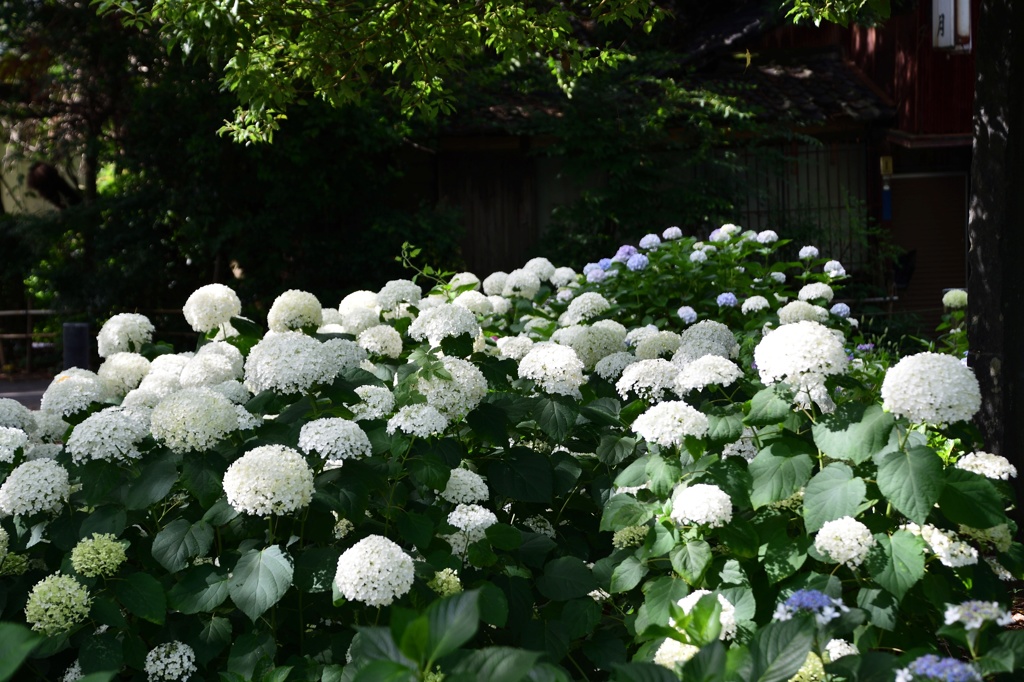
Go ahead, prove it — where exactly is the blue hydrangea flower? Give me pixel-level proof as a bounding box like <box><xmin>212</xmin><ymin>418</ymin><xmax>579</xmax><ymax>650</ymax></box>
<box><xmin>639</xmin><ymin>234</ymin><xmax>661</xmax><ymax>250</ymax></box>
<box><xmin>772</xmin><ymin>589</ymin><xmax>848</xmax><ymax>626</ymax></box>
<box><xmin>587</xmin><ymin>269</ymin><xmax>608</xmax><ymax>284</ymax></box>
<box><xmin>894</xmin><ymin>655</ymin><xmax>981</xmax><ymax>682</ymax></box>
<box><xmin>627</xmin><ymin>254</ymin><xmax>649</xmax><ymax>271</ymax></box>
<box><xmin>677</xmin><ymin>306</ymin><xmax>697</xmax><ymax>324</ymax></box>
<box><xmin>582</xmin><ymin>263</ymin><xmax>601</xmax><ymax>275</ymax></box>
<box><xmin>612</xmin><ymin>245</ymin><xmax>638</xmax><ymax>262</ymax></box>
<box><xmin>856</xmin><ymin>343</ymin><xmax>875</xmax><ymax>351</ymax></box>
<box><xmin>830</xmin><ymin>302</ymin><xmax>851</xmax><ymax>318</ymax></box>
<box><xmin>598</xmin><ymin>258</ymin><xmax>613</xmax><ymax>270</ymax></box>
<box><xmin>716</xmin><ymin>292</ymin><xmax>738</xmax><ymax>308</ymax></box>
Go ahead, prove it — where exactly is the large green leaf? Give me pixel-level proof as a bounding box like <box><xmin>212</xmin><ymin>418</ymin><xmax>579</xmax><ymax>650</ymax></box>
<box><xmin>866</xmin><ymin>530</ymin><xmax>926</xmax><ymax>602</ymax></box>
<box><xmin>152</xmin><ymin>518</ymin><xmax>215</xmax><ymax>572</ymax></box>
<box><xmin>748</xmin><ymin>440</ymin><xmax>814</xmax><ymax>509</ymax></box>
<box><xmin>670</xmin><ymin>540</ymin><xmax>712</xmax><ymax>586</ymax></box>
<box><xmin>425</xmin><ymin>589</ymin><xmax>481</xmax><ymax>662</ymax></box>
<box><xmin>535</xmin><ymin>395</ymin><xmax>579</xmax><ymax>441</ymax></box>
<box><xmin>167</xmin><ymin>564</ymin><xmax>231</xmax><ymax>614</ymax></box>
<box><xmin>876</xmin><ymin>446</ymin><xmax>945</xmax><ymax>525</ymax></box>
<box><xmin>645</xmin><ymin>454</ymin><xmax>682</xmax><ymax>498</ymax></box>
<box><xmin>0</xmin><ymin>623</ymin><xmax>41</xmax><ymax>682</ymax></box>
<box><xmin>487</xmin><ymin>448</ymin><xmax>552</xmax><ymax>503</ymax></box>
<box><xmin>465</xmin><ymin>403</ymin><xmax>511</xmax><ymax>446</ymax></box>
<box><xmin>611</xmin><ymin>663</ymin><xmax>679</xmax><ymax>682</ymax></box>
<box><xmin>706</xmin><ymin>412</ymin><xmax>744</xmax><ymax>445</ymax></box>
<box><xmin>600</xmin><ymin>495</ymin><xmax>655</xmax><ymax>531</ymax></box>
<box><xmin>449</xmin><ymin>647</ymin><xmax>542</xmax><ymax>682</ymax></box>
<box><xmin>802</xmin><ymin>463</ymin><xmax>867</xmax><ymax>532</ymax></box>
<box><xmin>195</xmin><ymin>616</ymin><xmax>232</xmax><ymax>664</ymax></box>
<box><xmin>745</xmin><ymin>386</ymin><xmax>793</xmax><ymax>427</ymax></box>
<box><xmin>114</xmin><ymin>572</ymin><xmax>166</xmax><ymax>624</ymax></box>
<box><xmin>749</xmin><ymin>617</ymin><xmax>815</xmax><ymax>682</ymax></box>
<box><xmin>596</xmin><ymin>435</ymin><xmax>636</xmax><ymax>466</ymax></box>
<box><xmin>537</xmin><ymin>557</ymin><xmax>598</xmax><ymax>601</ymax></box>
<box><xmin>125</xmin><ymin>458</ymin><xmax>178</xmax><ymax>510</ymax></box>
<box><xmin>228</xmin><ymin>546</ymin><xmax>294</xmax><ymax>622</ymax></box>
<box><xmin>811</xmin><ymin>403</ymin><xmax>894</xmax><ymax>464</ymax></box>
<box><xmin>939</xmin><ymin>468</ymin><xmax>1009</xmax><ymax>528</ymax></box>
<box><xmin>682</xmin><ymin>641</ymin><xmax>727</xmax><ymax>682</ymax></box>
<box><xmin>610</xmin><ymin>555</ymin><xmax>648</xmax><ymax>593</ymax></box>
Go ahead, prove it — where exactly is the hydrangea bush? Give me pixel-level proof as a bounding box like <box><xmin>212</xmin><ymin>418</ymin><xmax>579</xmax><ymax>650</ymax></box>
<box><xmin>0</xmin><ymin>228</ymin><xmax>1021</xmax><ymax>682</ymax></box>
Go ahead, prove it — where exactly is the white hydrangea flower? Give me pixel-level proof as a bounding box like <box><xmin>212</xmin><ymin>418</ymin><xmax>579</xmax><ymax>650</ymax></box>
<box><xmin>632</xmin><ymin>401</ymin><xmax>709</xmax><ymax>447</ymax></box>
<box><xmin>144</xmin><ymin>641</ymin><xmax>198</xmax><ymax>682</ymax></box>
<box><xmin>97</xmin><ymin>313</ymin><xmax>155</xmax><ymax>357</ymax></box>
<box><xmin>342</xmin><ymin>307</ymin><xmax>380</xmax><ymax>336</ymax></box>
<box><xmin>183</xmin><ymin>283</ymin><xmax>242</xmax><ymax>333</ymax></box>
<box><xmin>798</xmin><ymin>282</ymin><xmax>834</xmax><ymax>303</ymax></box>
<box><xmin>66</xmin><ymin>407</ymin><xmax>149</xmax><ymax>464</ymax></box>
<box><xmin>335</xmin><ymin>535</ymin><xmax>415</xmax><ymax>606</ymax></box>
<box><xmin>778</xmin><ymin>300</ymin><xmax>829</xmax><ymax>325</ymax></box>
<box><xmin>502</xmin><ymin>268</ymin><xmax>542</xmax><ymax>299</ymax></box>
<box><xmin>482</xmin><ymin>272</ymin><xmax>508</xmax><ymax>296</ymax></box>
<box><xmin>653</xmin><ymin>639</ymin><xmax>700</xmax><ymax>669</ymax></box>
<box><xmin>445</xmin><ymin>503</ymin><xmax>498</xmax><ymax>553</ymax></box>
<box><xmin>675</xmin><ymin>590</ymin><xmax>737</xmax><ymax>640</ymax></box>
<box><xmin>799</xmin><ymin>245</ymin><xmax>819</xmax><ymax>259</ymax></box>
<box><xmin>902</xmin><ymin>522</ymin><xmax>979</xmax><ymax>567</ymax></box>
<box><xmin>24</xmin><ymin>573</ymin><xmax>91</xmax><ymax>635</ymax></box>
<box><xmin>351</xmin><ymin>385</ymin><xmax>395</xmax><ymax>421</ymax></box>
<box><xmin>741</xmin><ymin>296</ymin><xmax>770</xmax><ymax>314</ymax></box>
<box><xmin>524</xmin><ymin>515</ymin><xmax>556</xmax><ymax>538</ymax></box>
<box><xmin>408</xmin><ymin>304</ymin><xmax>481</xmax><ymax>348</ymax></box>
<box><xmin>881</xmin><ymin>352</ymin><xmax>981</xmax><ymax>424</ymax></box>
<box><xmin>428</xmin><ymin>567</ymin><xmax>463</xmax><ymax>597</ymax></box>
<box><xmin>357</xmin><ymin>325</ymin><xmax>404</xmax><ymax>359</ymax></box>
<box><xmin>223</xmin><ymin>445</ymin><xmax>315</xmax><ymax>515</ymax></box>
<box><xmin>756</xmin><ymin>230</ymin><xmax>779</xmax><ymax>244</ymax></box>
<box><xmin>675</xmin><ymin>355</ymin><xmax>742</xmax><ymax>393</ymax></box>
<box><xmin>943</xmin><ymin>288</ymin><xmax>968</xmax><ymax>309</ymax></box>
<box><xmin>825</xmin><ymin>639</ymin><xmax>858</xmax><ymax>662</ymax></box>
<box><xmin>634</xmin><ymin>331</ymin><xmax>682</xmax><ymax>360</ymax></box>
<box><xmin>339</xmin><ymin>290</ymin><xmax>380</xmax><ymax>316</ymax></box>
<box><xmin>320</xmin><ymin>308</ymin><xmax>345</xmax><ymax>328</ymax></box>
<box><xmin>676</xmin><ymin>321</ymin><xmax>738</xmax><ymax>364</ymax></box>
<box><xmin>448</xmin><ymin>272</ymin><xmax>481</xmax><ymax>292</ymax></box>
<box><xmin>151</xmin><ymin>388</ymin><xmax>238</xmax><ymax>453</ymax></box>
<box><xmin>439</xmin><ymin>467</ymin><xmax>489</xmax><ymax>504</ymax></box>
<box><xmin>179</xmin><ymin>352</ymin><xmax>237</xmax><ymax>388</ymax></box>
<box><xmin>0</xmin><ymin>426</ymin><xmax>29</xmax><ymax>463</ymax></box>
<box><xmin>386</xmin><ymin>404</ymin><xmax>449</xmax><ymax>437</ymax></box>
<box><xmin>0</xmin><ymin>458</ymin><xmax>70</xmax><ymax>516</ymax></box>
<box><xmin>944</xmin><ymin>600</ymin><xmax>1013</xmax><ymax>630</ymax></box>
<box><xmin>984</xmin><ymin>556</ymin><xmax>1015</xmax><ymax>581</ymax></box>
<box><xmin>267</xmin><ymin>289</ymin><xmax>323</xmax><ymax>332</ymax></box>
<box><xmin>40</xmin><ymin>369</ymin><xmax>109</xmax><ymax>417</ymax></box>
<box><xmin>550</xmin><ymin>266</ymin><xmax>578</xmax><ymax>288</ymax></box>
<box><xmin>670</xmin><ymin>483</ymin><xmax>733</xmax><ymax>527</ymax></box>
<box><xmin>754</xmin><ymin>321</ymin><xmax>848</xmax><ymax>412</ymax></box>
<box><xmin>722</xmin><ymin>427</ymin><xmax>760</xmax><ymax>461</ymax></box>
<box><xmin>496</xmin><ymin>336</ymin><xmax>534</xmax><ymax>361</ymax></box>
<box><xmin>663</xmin><ymin>226</ymin><xmax>683</xmax><ymax>240</ymax></box>
<box><xmin>595</xmin><ymin>351</ymin><xmax>639</xmax><ymax>382</ymax></box>
<box><xmin>377</xmin><ymin>279</ymin><xmax>422</xmax><ymax>312</ymax></box>
<box><xmin>523</xmin><ymin>257</ymin><xmax>556</xmax><ymax>281</ymax></box>
<box><xmin>97</xmin><ymin>352</ymin><xmax>152</xmax><ymax>397</ymax></box>
<box><xmin>552</xmin><ymin>324</ymin><xmax>625</xmax><ymax>370</ymax></box>
<box><xmin>452</xmin><ymin>290</ymin><xmax>493</xmax><ymax>315</ymax></box>
<box><xmin>625</xmin><ymin>324</ymin><xmax>658</xmax><ymax>348</ymax></box>
<box><xmin>319</xmin><ymin>338</ymin><xmax>368</xmax><ymax>378</ymax></box>
<box><xmin>824</xmin><ymin>260</ymin><xmax>846</xmax><ymax>278</ymax></box>
<box><xmin>488</xmin><ymin>295</ymin><xmax>511</xmax><ymax>316</ymax></box>
<box><xmin>518</xmin><ymin>343</ymin><xmax>586</xmax><ymax>398</ymax></box>
<box><xmin>769</xmin><ymin>271</ymin><xmax>786</xmax><ymax>284</ymax></box>
<box><xmin>954</xmin><ymin>451</ymin><xmax>1017</xmax><ymax>480</ymax></box>
<box><xmin>62</xmin><ymin>660</ymin><xmax>83</xmax><ymax>682</ymax></box>
<box><xmin>814</xmin><ymin>516</ymin><xmax>875</xmax><ymax>567</ymax></box>
<box><xmin>562</xmin><ymin>292</ymin><xmax>611</xmax><ymax>326</ymax></box>
<box><xmin>419</xmin><ymin>356</ymin><xmax>488</xmax><ymax>419</ymax></box>
<box><xmin>689</xmin><ymin>250</ymin><xmax>708</xmax><ymax>264</ymax></box>
<box><xmin>245</xmin><ymin>331</ymin><xmax>334</xmax><ymax>395</ymax></box>
<box><xmin>0</xmin><ymin>398</ymin><xmax>36</xmax><ymax>436</ymax></box>
<box><xmin>32</xmin><ymin>409</ymin><xmax>67</xmax><ymax>443</ymax></box>
<box><xmin>299</xmin><ymin>417</ymin><xmax>371</xmax><ymax>464</ymax></box>
<box><xmin>616</xmin><ymin>359</ymin><xmax>679</xmax><ymax>402</ymax></box>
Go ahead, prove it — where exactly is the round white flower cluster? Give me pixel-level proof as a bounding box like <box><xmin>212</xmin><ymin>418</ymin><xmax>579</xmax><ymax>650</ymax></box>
<box><xmin>677</xmin><ymin>306</ymin><xmax>698</xmax><ymax>324</ymax></box>
<box><xmin>183</xmin><ymin>283</ymin><xmax>241</xmax><ymax>333</ymax></box>
<box><xmin>351</xmin><ymin>385</ymin><xmax>395</xmax><ymax>421</ymax></box>
<box><xmin>0</xmin><ymin>397</ymin><xmax>36</xmax><ymax>435</ymax></box>
<box><xmin>97</xmin><ymin>352</ymin><xmax>152</xmax><ymax>396</ymax></box>
<box><xmin>445</xmin><ymin>503</ymin><xmax>498</xmax><ymax>553</ymax></box>
<box><xmin>754</xmin><ymin>321</ymin><xmax>848</xmax><ymax>412</ymax></box>
<box><xmin>299</xmin><ymin>418</ymin><xmax>372</xmax><ymax>464</ymax></box>
<box><xmin>799</xmin><ymin>245</ymin><xmax>819</xmax><ymax>259</ymax></box>
<box><xmin>97</xmin><ymin>313</ymin><xmax>155</xmax><ymax>357</ymax></box>
<box><xmin>496</xmin><ymin>336</ymin><xmax>534</xmax><ymax>361</ymax></box>
<box><xmin>144</xmin><ymin>641</ymin><xmax>198</xmax><ymax>682</ymax></box>
<box><xmin>633</xmin><ymin>331</ymin><xmax>681</xmax><ymax>360</ymax></box>
<box><xmin>942</xmin><ymin>288</ymin><xmax>968</xmax><ymax>309</ymax></box>
<box><xmin>482</xmin><ymin>271</ymin><xmax>508</xmax><ymax>296</ymax></box>
<box><xmin>552</xmin><ymin>323</ymin><xmax>625</xmax><ymax>370</ymax></box>
<box><xmin>24</xmin><ymin>573</ymin><xmax>91</xmax><ymax>635</ymax></box>
<box><xmin>690</xmin><ymin>250</ymin><xmax>707</xmax><ymax>264</ymax></box>
<box><xmin>777</xmin><ymin>300</ymin><xmax>829</xmax><ymax>325</ymax></box>
<box><xmin>40</xmin><ymin>369</ymin><xmax>110</xmax><ymax>417</ymax></box>
<box><xmin>741</xmin><ymin>296</ymin><xmax>770</xmax><ymax>315</ymax></box>
<box><xmin>322</xmin><ymin>338</ymin><xmax>369</xmax><ymax>376</ymax></box>
<box><xmin>798</xmin><ymin>282</ymin><xmax>834</xmax><ymax>303</ymax></box>
<box><xmin>334</xmin><ymin>535</ymin><xmax>415</xmax><ymax>606</ymax></box>
<box><xmin>70</xmin><ymin>533</ymin><xmax>127</xmax><ymax>578</ymax></box>
<box><xmin>674</xmin><ymin>320</ymin><xmax>738</xmax><ymax>366</ymax></box>
<box><xmin>824</xmin><ymin>260</ymin><xmax>846</xmax><ymax>278</ymax></box>
<box><xmin>419</xmin><ymin>357</ymin><xmax>489</xmax><ymax>419</ymax></box>
<box><xmin>31</xmin><ymin>410</ymin><xmax>67</xmax><ymax>444</ymax></box>
<box><xmin>439</xmin><ymin>467</ymin><xmax>489</xmax><ymax>504</ymax></box>
<box><xmin>653</xmin><ymin>639</ymin><xmax>700</xmax><ymax>669</ymax></box>
<box><xmin>180</xmin><ymin>349</ymin><xmax>241</xmax><ymax>388</ymax></box>
<box><xmin>722</xmin><ymin>434</ymin><xmax>759</xmax><ymax>462</ymax></box>
<box><xmin>408</xmin><ymin>304</ymin><xmax>481</xmax><ymax>348</ymax></box>
<box><xmin>342</xmin><ymin>307</ymin><xmax>380</xmax><ymax>335</ymax></box>
<box><xmin>954</xmin><ymin>451</ymin><xmax>1017</xmax><ymax>480</ymax></box>
<box><xmin>825</xmin><ymin>639</ymin><xmax>858</xmax><ymax>662</ymax></box>
<box><xmin>377</xmin><ymin>279</ymin><xmax>422</xmax><ymax>311</ymax></box>
<box><xmin>595</xmin><ymin>352</ymin><xmax>638</xmax><ymax>382</ymax></box>
<box><xmin>881</xmin><ymin>352</ymin><xmax>981</xmax><ymax>424</ymax></box>
<box><xmin>518</xmin><ymin>343</ymin><xmax>586</xmax><ymax>398</ymax></box>
<box><xmin>223</xmin><ymin>445</ymin><xmax>315</xmax><ymax>516</ymax></box>
<box><xmin>902</xmin><ymin>523</ymin><xmax>978</xmax><ymax>567</ymax></box>
<box><xmin>453</xmin><ymin>290</ymin><xmax>493</xmax><ymax>315</ymax></box>
<box><xmin>674</xmin><ymin>590</ymin><xmax>737</xmax><ymax>640</ymax></box>
<box><xmin>814</xmin><ymin>516</ymin><xmax>875</xmax><ymax>567</ymax></box>
<box><xmin>670</xmin><ymin>483</ymin><xmax>733</xmax><ymax>527</ymax></box>
<box><xmin>67</xmin><ymin>407</ymin><xmax>149</xmax><ymax>464</ymax></box>
<box><xmin>0</xmin><ymin>458</ymin><xmax>70</xmax><ymax>516</ymax></box>
<box><xmin>267</xmin><ymin>290</ymin><xmax>323</xmax><ymax>332</ymax></box>
<box><xmin>502</xmin><ymin>269</ymin><xmax>542</xmax><ymax>299</ymax></box>
<box><xmin>550</xmin><ymin>266</ymin><xmax>577</xmax><ymax>288</ymax></box>
<box><xmin>616</xmin><ymin>359</ymin><xmax>680</xmax><ymax>402</ymax></box>
<box><xmin>631</xmin><ymin>401</ymin><xmax>709</xmax><ymax>447</ymax></box>
<box><xmin>675</xmin><ymin>355</ymin><xmax>742</xmax><ymax>393</ymax></box>
<box><xmin>357</xmin><ymin>325</ymin><xmax>404</xmax><ymax>359</ymax></box>
<box><xmin>386</xmin><ymin>404</ymin><xmax>449</xmax><ymax>437</ymax></box>
<box><xmin>944</xmin><ymin>600</ymin><xmax>1013</xmax><ymax>630</ymax></box>
<box><xmin>756</xmin><ymin>229</ymin><xmax>779</xmax><ymax>244</ymax></box>
<box><xmin>448</xmin><ymin>272</ymin><xmax>480</xmax><ymax>292</ymax></box>
<box><xmin>562</xmin><ymin>292</ymin><xmax>611</xmax><ymax>325</ymax></box>
<box><xmin>245</xmin><ymin>331</ymin><xmax>334</xmax><ymax>394</ymax></box>
<box><xmin>523</xmin><ymin>256</ymin><xmax>556</xmax><ymax>281</ymax></box>
<box><xmin>0</xmin><ymin>426</ymin><xmax>28</xmax><ymax>463</ymax></box>
<box><xmin>151</xmin><ymin>388</ymin><xmax>238</xmax><ymax>453</ymax></box>
<box><xmin>427</xmin><ymin>567</ymin><xmax>463</xmax><ymax>597</ymax></box>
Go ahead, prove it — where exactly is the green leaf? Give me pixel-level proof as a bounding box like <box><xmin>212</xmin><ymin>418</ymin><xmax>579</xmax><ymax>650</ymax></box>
<box><xmin>450</xmin><ymin>647</ymin><xmax>542</xmax><ymax>682</ymax></box>
<box><xmin>485</xmin><ymin>523</ymin><xmax>522</xmax><ymax>551</ymax></box>
<box><xmin>535</xmin><ymin>395</ymin><xmax>579</xmax><ymax>441</ymax></box>
<box><xmin>645</xmin><ymin>454</ymin><xmax>682</xmax><ymax>497</ymax></box>
<box><xmin>580</xmin><ymin>398</ymin><xmax>622</xmax><ymax>427</ymax></box>
<box><xmin>749</xmin><ymin>617</ymin><xmax>815</xmax><ymax>682</ymax></box>
<box><xmin>152</xmin><ymin>518</ymin><xmax>215</xmax><ymax>572</ymax></box>
<box><xmin>114</xmin><ymin>572</ymin><xmax>166</xmax><ymax>624</ymax></box>
<box><xmin>465</xmin><ymin>403</ymin><xmax>510</xmax><ymax>446</ymax></box>
<box><xmin>195</xmin><ymin>616</ymin><xmax>232</xmax><ymax>664</ymax></box>
<box><xmin>876</xmin><ymin>446</ymin><xmax>945</xmax><ymax>525</ymax></box>
<box><xmin>680</xmin><ymin>593</ymin><xmax>724</xmax><ymax>645</ymax></box>
<box><xmin>560</xmin><ymin>598</ymin><xmax>602</xmax><ymax>639</ymax></box>
<box><xmin>425</xmin><ymin>589</ymin><xmax>481</xmax><ymax>662</ymax></box>
<box><xmin>856</xmin><ymin>587</ymin><xmax>898</xmax><ymax>631</ymax></box>
<box><xmin>706</xmin><ymin>412</ymin><xmax>744</xmax><ymax>445</ymax></box>
<box><xmin>759</xmin><ymin>530</ymin><xmax>809</xmax><ymax>585</ymax></box>
<box><xmin>939</xmin><ymin>468</ymin><xmax>1009</xmax><ymax>528</ymax></box>
<box><xmin>748</xmin><ymin>440</ymin><xmax>814</xmax><ymax>509</ymax></box>
<box><xmin>596</xmin><ymin>435</ymin><xmax>636</xmax><ymax>466</ymax></box>
<box><xmin>537</xmin><ymin>557</ymin><xmax>598</xmax><ymax>601</ymax></box>
<box><xmin>600</xmin><ymin>494</ymin><xmax>654</xmax><ymax>531</ymax></box>
<box><xmin>125</xmin><ymin>458</ymin><xmax>178</xmax><ymax>510</ymax></box>
<box><xmin>811</xmin><ymin>403</ymin><xmax>894</xmax><ymax>464</ymax></box>
<box><xmin>227</xmin><ymin>631</ymin><xmax>276</xmax><ymax>679</ymax></box>
<box><xmin>183</xmin><ymin>457</ymin><xmax>228</xmax><ymax>507</ymax></box>
<box><xmin>408</xmin><ymin>453</ymin><xmax>450</xmax><ymax>492</ymax></box>
<box><xmin>0</xmin><ymin>623</ymin><xmax>41</xmax><ymax>682</ymax></box>
<box><xmin>682</xmin><ymin>641</ymin><xmax>727</xmax><ymax>682</ymax></box>
<box><xmin>640</xmin><ymin>576</ymin><xmax>691</xmax><ymax>631</ymax></box>
<box><xmin>228</xmin><ymin>546</ymin><xmax>294</xmax><ymax>622</ymax></box>
<box><xmin>610</xmin><ymin>555</ymin><xmax>648</xmax><ymax>593</ymax></box>
<box><xmin>79</xmin><ymin>506</ymin><xmax>127</xmax><ymax>539</ymax></box>
<box><xmin>486</xmin><ymin>448</ymin><xmax>552</xmax><ymax>503</ymax></box>
<box><xmin>611</xmin><ymin>662</ymin><xmax>679</xmax><ymax>682</ymax></box>
<box><xmin>440</xmin><ymin>332</ymin><xmax>475</xmax><ymax>357</ymax></box>
<box><xmin>745</xmin><ymin>386</ymin><xmax>792</xmax><ymax>426</ymax></box>
<box><xmin>167</xmin><ymin>564</ymin><xmax>231</xmax><ymax>614</ymax></box>
<box><xmin>802</xmin><ymin>463</ymin><xmax>867</xmax><ymax>532</ymax></box>
<box><xmin>865</xmin><ymin>530</ymin><xmax>926</xmax><ymax>602</ymax></box>
<box><xmin>670</xmin><ymin>540</ymin><xmax>712</xmax><ymax>586</ymax></box>
<box><xmin>294</xmin><ymin>547</ymin><xmax>342</xmax><ymax>593</ymax></box>
<box><xmin>353</xmin><ymin>661</ymin><xmax>417</xmax><ymax>682</ymax></box>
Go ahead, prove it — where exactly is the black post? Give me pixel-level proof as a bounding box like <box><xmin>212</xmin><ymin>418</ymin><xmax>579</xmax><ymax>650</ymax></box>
<box><xmin>63</xmin><ymin>322</ymin><xmax>91</xmax><ymax>370</ymax></box>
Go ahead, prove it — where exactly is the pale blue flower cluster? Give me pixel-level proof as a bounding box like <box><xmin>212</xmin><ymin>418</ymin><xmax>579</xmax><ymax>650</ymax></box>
<box><xmin>627</xmin><ymin>254</ymin><xmax>649</xmax><ymax>271</ymax></box>
<box><xmin>894</xmin><ymin>655</ymin><xmax>981</xmax><ymax>682</ymax></box>
<box><xmin>716</xmin><ymin>292</ymin><xmax>738</xmax><ymax>308</ymax></box>
<box><xmin>772</xmin><ymin>589</ymin><xmax>848</xmax><ymax>625</ymax></box>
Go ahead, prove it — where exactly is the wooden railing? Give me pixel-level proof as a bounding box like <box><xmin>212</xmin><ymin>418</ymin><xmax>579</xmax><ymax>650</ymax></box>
<box><xmin>0</xmin><ymin>308</ymin><xmax>59</xmax><ymax>373</ymax></box>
